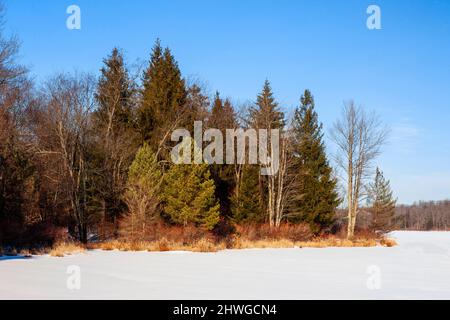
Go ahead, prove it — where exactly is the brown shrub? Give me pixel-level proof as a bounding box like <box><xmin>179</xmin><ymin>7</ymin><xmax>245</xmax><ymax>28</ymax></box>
<box><xmin>157</xmin><ymin>238</ymin><xmax>170</xmax><ymax>252</ymax></box>
<box><xmin>354</xmin><ymin>229</ymin><xmax>379</xmax><ymax>240</ymax></box>
<box><xmin>118</xmin><ymin>222</ymin><xmax>211</xmax><ymax>244</ymax></box>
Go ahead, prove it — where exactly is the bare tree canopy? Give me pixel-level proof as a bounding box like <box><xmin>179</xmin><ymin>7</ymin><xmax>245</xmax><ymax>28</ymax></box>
<box><xmin>331</xmin><ymin>101</ymin><xmax>389</xmax><ymax>238</ymax></box>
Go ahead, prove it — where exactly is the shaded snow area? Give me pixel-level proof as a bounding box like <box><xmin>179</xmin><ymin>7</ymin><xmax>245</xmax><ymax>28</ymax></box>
<box><xmin>1</xmin><ymin>231</ymin><xmax>450</xmax><ymax>299</ymax></box>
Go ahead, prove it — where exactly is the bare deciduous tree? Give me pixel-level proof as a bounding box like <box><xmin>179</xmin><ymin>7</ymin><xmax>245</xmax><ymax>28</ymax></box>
<box><xmin>272</xmin><ymin>134</ymin><xmax>296</xmax><ymax>227</ymax></box>
<box><xmin>36</xmin><ymin>73</ymin><xmax>97</xmax><ymax>243</ymax></box>
<box><xmin>331</xmin><ymin>101</ymin><xmax>388</xmax><ymax>238</ymax></box>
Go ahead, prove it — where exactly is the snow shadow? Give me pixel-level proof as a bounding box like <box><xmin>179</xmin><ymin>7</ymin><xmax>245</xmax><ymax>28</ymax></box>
<box><xmin>0</xmin><ymin>255</ymin><xmax>33</xmax><ymax>262</ymax></box>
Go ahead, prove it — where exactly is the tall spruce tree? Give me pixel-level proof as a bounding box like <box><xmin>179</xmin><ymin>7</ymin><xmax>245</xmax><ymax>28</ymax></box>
<box><xmin>248</xmin><ymin>80</ymin><xmax>286</xmax><ymax>226</ymax></box>
<box><xmin>208</xmin><ymin>92</ymin><xmax>238</xmax><ymax>217</ymax></box>
<box><xmin>250</xmin><ymin>80</ymin><xmax>285</xmax><ymax>130</ymax></box>
<box><xmin>138</xmin><ymin>40</ymin><xmax>187</xmax><ymax>158</ymax></box>
<box><xmin>290</xmin><ymin>90</ymin><xmax>340</xmax><ymax>233</ymax></box>
<box><xmin>366</xmin><ymin>168</ymin><xmax>397</xmax><ymax>233</ymax></box>
<box><xmin>95</xmin><ymin>47</ymin><xmax>134</xmax><ymax>131</ymax></box>
<box><xmin>92</xmin><ymin>48</ymin><xmax>138</xmax><ymax>230</ymax></box>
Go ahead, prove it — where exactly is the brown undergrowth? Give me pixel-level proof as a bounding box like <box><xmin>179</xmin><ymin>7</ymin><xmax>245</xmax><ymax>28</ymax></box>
<box><xmin>2</xmin><ymin>224</ymin><xmax>397</xmax><ymax>256</ymax></box>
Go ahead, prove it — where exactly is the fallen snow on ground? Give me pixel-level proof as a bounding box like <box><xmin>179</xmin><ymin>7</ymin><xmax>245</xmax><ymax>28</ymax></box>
<box><xmin>1</xmin><ymin>231</ymin><xmax>450</xmax><ymax>299</ymax></box>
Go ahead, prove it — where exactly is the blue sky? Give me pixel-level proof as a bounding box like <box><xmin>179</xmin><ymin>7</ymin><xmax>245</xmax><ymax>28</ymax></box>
<box><xmin>4</xmin><ymin>0</ymin><xmax>450</xmax><ymax>204</ymax></box>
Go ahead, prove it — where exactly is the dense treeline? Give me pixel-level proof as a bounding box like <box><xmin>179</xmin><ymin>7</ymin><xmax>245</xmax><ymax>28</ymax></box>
<box><xmin>0</xmin><ymin>6</ymin><xmax>403</xmax><ymax>248</ymax></box>
<box><xmin>395</xmin><ymin>201</ymin><xmax>450</xmax><ymax>231</ymax></box>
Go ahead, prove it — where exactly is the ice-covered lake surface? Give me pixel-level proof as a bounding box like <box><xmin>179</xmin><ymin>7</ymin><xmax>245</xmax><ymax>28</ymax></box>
<box><xmin>1</xmin><ymin>231</ymin><xmax>450</xmax><ymax>300</ymax></box>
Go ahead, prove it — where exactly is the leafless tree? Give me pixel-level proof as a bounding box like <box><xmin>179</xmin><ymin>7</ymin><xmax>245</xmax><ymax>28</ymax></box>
<box><xmin>331</xmin><ymin>101</ymin><xmax>388</xmax><ymax>238</ymax></box>
<box><xmin>272</xmin><ymin>134</ymin><xmax>296</xmax><ymax>227</ymax></box>
<box><xmin>35</xmin><ymin>73</ymin><xmax>97</xmax><ymax>243</ymax></box>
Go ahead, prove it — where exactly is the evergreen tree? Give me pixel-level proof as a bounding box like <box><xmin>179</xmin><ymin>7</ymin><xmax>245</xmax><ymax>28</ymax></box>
<box><xmin>122</xmin><ymin>143</ymin><xmax>162</xmax><ymax>238</ymax></box>
<box><xmin>92</xmin><ymin>48</ymin><xmax>138</xmax><ymax>229</ymax></box>
<box><xmin>95</xmin><ymin>47</ymin><xmax>134</xmax><ymax>131</ymax></box>
<box><xmin>231</xmin><ymin>165</ymin><xmax>263</xmax><ymax>223</ymax></box>
<box><xmin>208</xmin><ymin>92</ymin><xmax>238</xmax><ymax>217</ymax></box>
<box><xmin>248</xmin><ymin>80</ymin><xmax>285</xmax><ymax>226</ymax></box>
<box><xmin>209</xmin><ymin>92</ymin><xmax>237</xmax><ymax>130</ymax></box>
<box><xmin>366</xmin><ymin>168</ymin><xmax>397</xmax><ymax>233</ymax></box>
<box><xmin>162</xmin><ymin>139</ymin><xmax>220</xmax><ymax>230</ymax></box>
<box><xmin>138</xmin><ymin>40</ymin><xmax>187</xmax><ymax>157</ymax></box>
<box><xmin>250</xmin><ymin>80</ymin><xmax>285</xmax><ymax>130</ymax></box>
<box><xmin>290</xmin><ymin>90</ymin><xmax>340</xmax><ymax>233</ymax></box>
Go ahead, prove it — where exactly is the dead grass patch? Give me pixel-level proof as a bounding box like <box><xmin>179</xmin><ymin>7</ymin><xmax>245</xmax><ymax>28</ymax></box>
<box><xmin>50</xmin><ymin>242</ymin><xmax>85</xmax><ymax>257</ymax></box>
<box><xmin>84</xmin><ymin>224</ymin><xmax>392</xmax><ymax>253</ymax></box>
<box><xmin>233</xmin><ymin>238</ymin><xmax>296</xmax><ymax>249</ymax></box>
<box><xmin>380</xmin><ymin>238</ymin><xmax>397</xmax><ymax>247</ymax></box>
<box><xmin>294</xmin><ymin>237</ymin><xmax>376</xmax><ymax>248</ymax></box>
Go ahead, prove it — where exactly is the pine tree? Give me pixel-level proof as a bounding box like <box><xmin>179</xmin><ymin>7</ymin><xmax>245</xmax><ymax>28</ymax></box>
<box><xmin>250</xmin><ymin>80</ymin><xmax>285</xmax><ymax>130</ymax></box>
<box><xmin>366</xmin><ymin>168</ymin><xmax>397</xmax><ymax>233</ymax></box>
<box><xmin>95</xmin><ymin>47</ymin><xmax>134</xmax><ymax>131</ymax></box>
<box><xmin>92</xmin><ymin>48</ymin><xmax>138</xmax><ymax>230</ymax></box>
<box><xmin>138</xmin><ymin>40</ymin><xmax>187</xmax><ymax>157</ymax></box>
<box><xmin>122</xmin><ymin>144</ymin><xmax>162</xmax><ymax>238</ymax></box>
<box><xmin>248</xmin><ymin>80</ymin><xmax>286</xmax><ymax>226</ymax></box>
<box><xmin>162</xmin><ymin>139</ymin><xmax>220</xmax><ymax>230</ymax></box>
<box><xmin>209</xmin><ymin>92</ymin><xmax>237</xmax><ymax>130</ymax></box>
<box><xmin>208</xmin><ymin>92</ymin><xmax>238</xmax><ymax>217</ymax></box>
<box><xmin>290</xmin><ymin>90</ymin><xmax>340</xmax><ymax>233</ymax></box>
<box><xmin>231</xmin><ymin>165</ymin><xmax>263</xmax><ymax>223</ymax></box>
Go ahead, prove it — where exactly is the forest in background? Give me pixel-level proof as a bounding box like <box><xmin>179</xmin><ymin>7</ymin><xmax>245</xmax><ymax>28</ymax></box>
<box><xmin>0</xmin><ymin>4</ymin><xmax>448</xmax><ymax>252</ymax></box>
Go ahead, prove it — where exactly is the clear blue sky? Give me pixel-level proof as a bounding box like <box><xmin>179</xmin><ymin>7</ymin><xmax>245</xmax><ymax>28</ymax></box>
<box><xmin>5</xmin><ymin>0</ymin><xmax>450</xmax><ymax>204</ymax></box>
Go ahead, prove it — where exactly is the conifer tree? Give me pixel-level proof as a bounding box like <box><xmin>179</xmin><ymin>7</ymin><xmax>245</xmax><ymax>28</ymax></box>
<box><xmin>162</xmin><ymin>139</ymin><xmax>220</xmax><ymax>230</ymax></box>
<box><xmin>366</xmin><ymin>168</ymin><xmax>397</xmax><ymax>233</ymax></box>
<box><xmin>248</xmin><ymin>80</ymin><xmax>287</xmax><ymax>226</ymax></box>
<box><xmin>122</xmin><ymin>144</ymin><xmax>162</xmax><ymax>238</ymax></box>
<box><xmin>95</xmin><ymin>47</ymin><xmax>134</xmax><ymax>131</ymax></box>
<box><xmin>138</xmin><ymin>40</ymin><xmax>187</xmax><ymax>158</ymax></box>
<box><xmin>290</xmin><ymin>90</ymin><xmax>340</xmax><ymax>233</ymax></box>
<box><xmin>208</xmin><ymin>92</ymin><xmax>238</xmax><ymax>217</ymax></box>
<box><xmin>231</xmin><ymin>165</ymin><xmax>263</xmax><ymax>223</ymax></box>
<box><xmin>92</xmin><ymin>48</ymin><xmax>138</xmax><ymax>230</ymax></box>
<box><xmin>209</xmin><ymin>92</ymin><xmax>237</xmax><ymax>130</ymax></box>
<box><xmin>250</xmin><ymin>80</ymin><xmax>285</xmax><ymax>130</ymax></box>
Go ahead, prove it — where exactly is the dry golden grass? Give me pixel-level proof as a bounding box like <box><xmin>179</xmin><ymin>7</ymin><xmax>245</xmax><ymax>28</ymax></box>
<box><xmin>233</xmin><ymin>238</ymin><xmax>296</xmax><ymax>249</ymax></box>
<box><xmin>88</xmin><ymin>238</ymin><xmax>227</xmax><ymax>253</ymax></box>
<box><xmin>70</xmin><ymin>223</ymin><xmax>395</xmax><ymax>255</ymax></box>
<box><xmin>380</xmin><ymin>238</ymin><xmax>397</xmax><ymax>247</ymax></box>
<box><xmin>190</xmin><ymin>239</ymin><xmax>226</xmax><ymax>252</ymax></box>
<box><xmin>296</xmin><ymin>238</ymin><xmax>377</xmax><ymax>248</ymax></box>
<box><xmin>89</xmin><ymin>236</ymin><xmax>381</xmax><ymax>253</ymax></box>
<box><xmin>50</xmin><ymin>242</ymin><xmax>86</xmax><ymax>257</ymax></box>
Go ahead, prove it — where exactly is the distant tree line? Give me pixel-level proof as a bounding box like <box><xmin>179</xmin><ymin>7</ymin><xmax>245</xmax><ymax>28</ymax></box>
<box><xmin>0</xmin><ymin>4</ymin><xmax>401</xmax><ymax>247</ymax></box>
<box><xmin>395</xmin><ymin>201</ymin><xmax>450</xmax><ymax>231</ymax></box>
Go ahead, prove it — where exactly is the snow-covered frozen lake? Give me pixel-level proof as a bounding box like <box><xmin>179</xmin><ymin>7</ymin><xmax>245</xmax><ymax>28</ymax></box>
<box><xmin>1</xmin><ymin>231</ymin><xmax>450</xmax><ymax>299</ymax></box>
